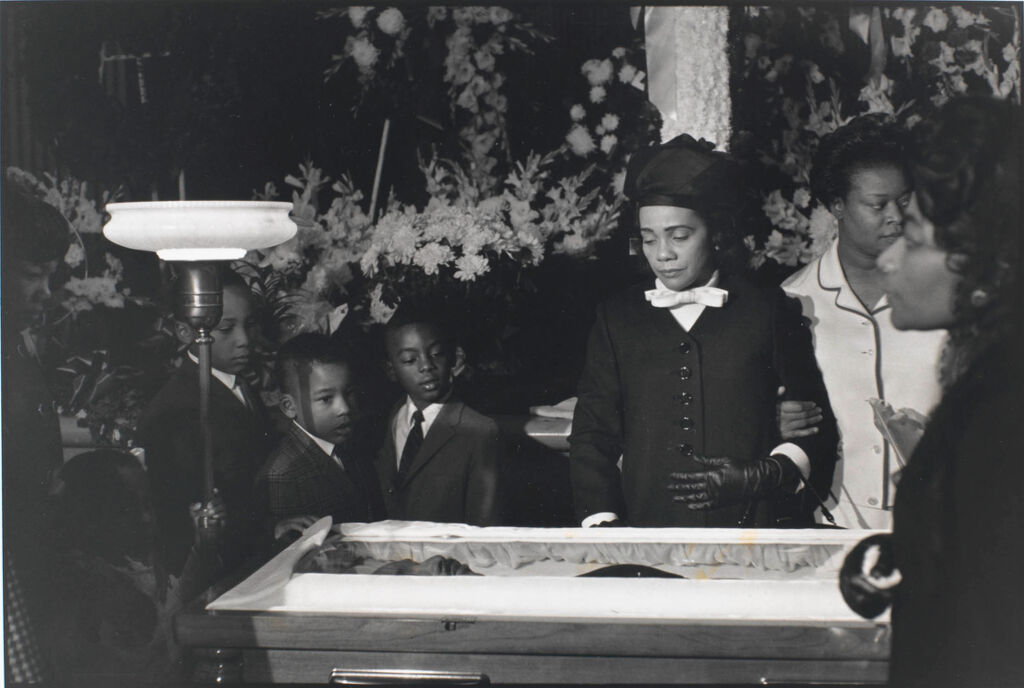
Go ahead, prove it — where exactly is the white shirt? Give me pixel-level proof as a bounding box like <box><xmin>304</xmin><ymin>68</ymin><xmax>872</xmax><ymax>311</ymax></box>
<box><xmin>187</xmin><ymin>352</ymin><xmax>247</xmax><ymax>407</ymax></box>
<box><xmin>582</xmin><ymin>272</ymin><xmax>810</xmax><ymax>528</ymax></box>
<box><xmin>292</xmin><ymin>420</ymin><xmax>344</xmax><ymax>470</ymax></box>
<box><xmin>392</xmin><ymin>398</ymin><xmax>445</xmax><ymax>470</ymax></box>
<box><xmin>783</xmin><ymin>239</ymin><xmax>945</xmax><ymax>529</ymax></box>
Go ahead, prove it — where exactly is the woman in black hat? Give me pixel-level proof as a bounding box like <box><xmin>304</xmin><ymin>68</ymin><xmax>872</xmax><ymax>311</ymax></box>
<box><xmin>568</xmin><ymin>135</ymin><xmax>838</xmax><ymax>528</ymax></box>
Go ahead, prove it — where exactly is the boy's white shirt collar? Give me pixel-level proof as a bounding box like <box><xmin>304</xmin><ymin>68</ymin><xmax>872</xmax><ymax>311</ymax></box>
<box><xmin>292</xmin><ymin>419</ymin><xmax>337</xmax><ymax>460</ymax></box>
<box><xmin>403</xmin><ymin>396</ymin><xmax>445</xmax><ymax>431</ymax></box>
<box><xmin>187</xmin><ymin>352</ymin><xmax>246</xmax><ymax>406</ymax></box>
<box><xmin>654</xmin><ymin>270</ymin><xmax>721</xmax><ymax>332</ymax></box>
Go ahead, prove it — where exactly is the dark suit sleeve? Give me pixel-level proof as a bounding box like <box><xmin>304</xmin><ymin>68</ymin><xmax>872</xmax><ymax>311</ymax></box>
<box><xmin>464</xmin><ymin>419</ymin><xmax>504</xmax><ymax>527</ymax></box>
<box><xmin>771</xmin><ymin>289</ymin><xmax>839</xmax><ymax>511</ymax></box>
<box><xmin>138</xmin><ymin>409</ymin><xmax>204</xmax><ymax>575</ymax></box>
<box><xmin>568</xmin><ymin>303</ymin><xmax>628</xmax><ymax>524</ymax></box>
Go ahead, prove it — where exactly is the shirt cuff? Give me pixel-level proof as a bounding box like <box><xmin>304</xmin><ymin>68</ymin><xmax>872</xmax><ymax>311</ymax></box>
<box><xmin>771</xmin><ymin>442</ymin><xmax>810</xmax><ymax>490</ymax></box>
<box><xmin>581</xmin><ymin>512</ymin><xmax>620</xmax><ymax>528</ymax></box>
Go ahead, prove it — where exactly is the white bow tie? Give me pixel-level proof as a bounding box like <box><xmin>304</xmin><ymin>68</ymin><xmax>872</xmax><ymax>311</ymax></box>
<box><xmin>644</xmin><ymin>285</ymin><xmax>729</xmax><ymax>309</ymax></box>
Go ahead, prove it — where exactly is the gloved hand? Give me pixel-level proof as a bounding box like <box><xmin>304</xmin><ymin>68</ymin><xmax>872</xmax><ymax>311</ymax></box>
<box><xmin>840</xmin><ymin>533</ymin><xmax>902</xmax><ymax>619</ymax></box>
<box><xmin>668</xmin><ymin>454</ymin><xmax>801</xmax><ymax>510</ymax></box>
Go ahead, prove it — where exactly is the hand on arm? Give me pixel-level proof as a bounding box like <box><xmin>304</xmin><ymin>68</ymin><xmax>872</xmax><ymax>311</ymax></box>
<box><xmin>777</xmin><ymin>386</ymin><xmax>823</xmax><ymax>439</ymax></box>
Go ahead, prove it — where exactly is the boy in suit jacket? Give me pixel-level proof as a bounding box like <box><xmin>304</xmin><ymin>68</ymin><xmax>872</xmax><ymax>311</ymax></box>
<box><xmin>570</xmin><ymin>135</ymin><xmax>839</xmax><ymax>528</ymax></box>
<box><xmin>136</xmin><ymin>270</ymin><xmax>275</xmax><ymax>576</ymax></box>
<box><xmin>255</xmin><ymin>333</ymin><xmax>384</xmax><ymax>534</ymax></box>
<box><xmin>376</xmin><ymin>307</ymin><xmax>504</xmax><ymax>526</ymax></box>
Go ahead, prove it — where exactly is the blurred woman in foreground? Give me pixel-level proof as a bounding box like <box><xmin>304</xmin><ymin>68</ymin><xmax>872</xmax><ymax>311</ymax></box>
<box><xmin>841</xmin><ymin>96</ymin><xmax>1022</xmax><ymax>687</ymax></box>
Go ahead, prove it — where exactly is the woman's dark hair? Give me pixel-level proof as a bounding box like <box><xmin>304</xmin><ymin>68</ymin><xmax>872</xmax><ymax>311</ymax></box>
<box><xmin>910</xmin><ymin>96</ymin><xmax>1021</xmax><ymax>385</ymax></box>
<box><xmin>810</xmin><ymin>114</ymin><xmax>910</xmax><ymax>208</ymax></box>
<box><xmin>1</xmin><ymin>177</ymin><xmax>71</xmax><ymax>263</ymax></box>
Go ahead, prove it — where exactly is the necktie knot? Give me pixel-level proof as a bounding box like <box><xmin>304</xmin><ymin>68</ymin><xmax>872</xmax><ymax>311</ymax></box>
<box><xmin>645</xmin><ymin>285</ymin><xmax>729</xmax><ymax>309</ymax></box>
<box><xmin>411</xmin><ymin>409</ymin><xmax>424</xmax><ymax>426</ymax></box>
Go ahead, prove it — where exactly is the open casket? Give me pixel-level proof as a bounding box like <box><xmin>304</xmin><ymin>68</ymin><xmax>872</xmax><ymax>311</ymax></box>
<box><xmin>179</xmin><ymin>518</ymin><xmax>890</xmax><ymax>685</ymax></box>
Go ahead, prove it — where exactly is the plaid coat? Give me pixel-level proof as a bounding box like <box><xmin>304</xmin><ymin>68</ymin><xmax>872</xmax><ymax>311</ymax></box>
<box><xmin>255</xmin><ymin>422</ymin><xmax>385</xmax><ymax>526</ymax></box>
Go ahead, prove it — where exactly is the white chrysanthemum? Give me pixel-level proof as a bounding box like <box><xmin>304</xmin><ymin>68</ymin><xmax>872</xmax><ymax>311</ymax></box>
<box><xmin>489</xmin><ymin>7</ymin><xmax>512</xmax><ymax>25</ymax></box>
<box><xmin>64</xmin><ymin>242</ymin><xmax>85</xmax><ymax>268</ymax></box>
<box><xmin>569</xmin><ymin>104</ymin><xmax>586</xmax><ymax>121</ymax></box>
<box><xmin>600</xmin><ymin>134</ymin><xmax>617</xmax><ymax>154</ymax></box>
<box><xmin>601</xmin><ymin>113</ymin><xmax>620</xmax><ymax>132</ymax></box>
<box><xmin>456</xmin><ymin>85</ymin><xmax>478</xmax><ymax>112</ymax></box>
<box><xmin>611</xmin><ymin>46</ymin><xmax>626</xmax><ymax>58</ymax></box>
<box><xmin>565</xmin><ymin>125</ymin><xmax>597</xmax><ymax>157</ymax></box>
<box><xmin>452</xmin><ymin>59</ymin><xmax>476</xmax><ymax>85</ymax></box>
<box><xmin>349</xmin><ymin>37</ymin><xmax>380</xmax><ymax>71</ymax></box>
<box><xmin>376</xmin><ymin>8</ymin><xmax>405</xmax><ymax>35</ymax></box>
<box><xmin>474</xmin><ymin>49</ymin><xmax>495</xmax><ymax>72</ymax></box>
<box><xmin>453</xmin><ymin>254</ymin><xmax>489</xmax><ymax>281</ymax></box>
<box><xmin>922</xmin><ymin>8</ymin><xmax>948</xmax><ymax>33</ymax></box>
<box><xmin>413</xmin><ymin>243</ymin><xmax>454</xmax><ymax>276</ymax></box>
<box><xmin>556</xmin><ymin>232</ymin><xmax>589</xmax><ymax>256</ymax></box>
<box><xmin>63</xmin><ymin>275</ymin><xmax>125</xmax><ymax>311</ymax></box>
<box><xmin>348</xmin><ymin>6</ymin><xmax>370</xmax><ymax>28</ymax></box>
<box><xmin>589</xmin><ymin>86</ymin><xmax>606</xmax><ymax>104</ymax></box>
<box><xmin>581</xmin><ymin>58</ymin><xmax>614</xmax><ymax>86</ymax></box>
<box><xmin>618</xmin><ymin>64</ymin><xmax>637</xmax><ymax>84</ymax></box>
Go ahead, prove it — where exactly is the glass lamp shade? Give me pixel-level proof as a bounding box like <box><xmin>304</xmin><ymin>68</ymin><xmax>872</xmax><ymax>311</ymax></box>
<box><xmin>103</xmin><ymin>200</ymin><xmax>297</xmax><ymax>261</ymax></box>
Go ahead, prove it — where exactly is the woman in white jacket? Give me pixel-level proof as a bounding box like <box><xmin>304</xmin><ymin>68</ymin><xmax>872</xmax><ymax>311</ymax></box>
<box><xmin>782</xmin><ymin>115</ymin><xmax>944</xmax><ymax>529</ymax></box>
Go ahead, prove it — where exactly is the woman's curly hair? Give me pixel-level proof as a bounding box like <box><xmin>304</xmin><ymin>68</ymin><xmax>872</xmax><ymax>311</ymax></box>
<box><xmin>911</xmin><ymin>96</ymin><xmax>1021</xmax><ymax>386</ymax></box>
<box><xmin>810</xmin><ymin>114</ymin><xmax>911</xmax><ymax>208</ymax></box>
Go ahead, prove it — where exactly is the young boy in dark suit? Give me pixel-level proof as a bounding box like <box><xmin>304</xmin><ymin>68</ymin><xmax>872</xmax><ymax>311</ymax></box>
<box><xmin>570</xmin><ymin>135</ymin><xmax>838</xmax><ymax>528</ymax></box>
<box><xmin>136</xmin><ymin>270</ymin><xmax>275</xmax><ymax>576</ymax></box>
<box><xmin>376</xmin><ymin>307</ymin><xmax>504</xmax><ymax>526</ymax></box>
<box><xmin>255</xmin><ymin>333</ymin><xmax>384</xmax><ymax>532</ymax></box>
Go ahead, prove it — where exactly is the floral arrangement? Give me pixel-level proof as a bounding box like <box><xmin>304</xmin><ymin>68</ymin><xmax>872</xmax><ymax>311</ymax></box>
<box><xmin>564</xmin><ymin>45</ymin><xmax>659</xmax><ymax>170</ymax></box>
<box><xmin>320</xmin><ymin>5</ymin><xmax>550</xmax><ymax>195</ymax></box>
<box><xmin>736</xmin><ymin>4</ymin><xmax>1021</xmax><ymax>269</ymax></box>
<box><xmin>244</xmin><ymin>11</ymin><xmax>657</xmax><ymax>374</ymax></box>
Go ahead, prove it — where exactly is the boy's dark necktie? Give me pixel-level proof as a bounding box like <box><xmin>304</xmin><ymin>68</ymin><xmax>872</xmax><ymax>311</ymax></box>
<box><xmin>398</xmin><ymin>410</ymin><xmax>424</xmax><ymax>478</ymax></box>
<box><xmin>234</xmin><ymin>379</ymin><xmax>257</xmax><ymax>412</ymax></box>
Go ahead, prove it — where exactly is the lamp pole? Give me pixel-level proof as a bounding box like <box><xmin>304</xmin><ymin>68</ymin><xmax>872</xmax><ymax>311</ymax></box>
<box><xmin>174</xmin><ymin>262</ymin><xmax>222</xmax><ymax>508</ymax></box>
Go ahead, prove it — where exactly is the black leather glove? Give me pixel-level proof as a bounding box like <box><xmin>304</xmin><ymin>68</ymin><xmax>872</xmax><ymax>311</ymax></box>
<box><xmin>668</xmin><ymin>454</ymin><xmax>802</xmax><ymax>510</ymax></box>
<box><xmin>840</xmin><ymin>533</ymin><xmax>901</xmax><ymax>619</ymax></box>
